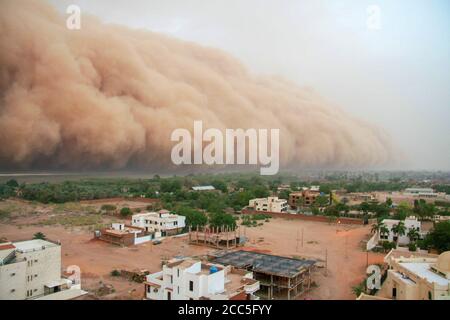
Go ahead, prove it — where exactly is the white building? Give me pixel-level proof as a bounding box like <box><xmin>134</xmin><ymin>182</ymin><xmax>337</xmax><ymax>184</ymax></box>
<box><xmin>377</xmin><ymin>250</ymin><xmax>450</xmax><ymax>300</ymax></box>
<box><xmin>132</xmin><ymin>210</ymin><xmax>186</xmax><ymax>237</ymax></box>
<box><xmin>248</xmin><ymin>197</ymin><xmax>288</xmax><ymax>213</ymax></box>
<box><xmin>0</xmin><ymin>239</ymin><xmax>87</xmax><ymax>300</ymax></box>
<box><xmin>404</xmin><ymin>188</ymin><xmax>438</xmax><ymax>198</ymax></box>
<box><xmin>144</xmin><ymin>258</ymin><xmax>260</xmax><ymax>300</ymax></box>
<box><xmin>192</xmin><ymin>186</ymin><xmax>216</xmax><ymax>191</ymax></box>
<box><xmin>379</xmin><ymin>216</ymin><xmax>424</xmax><ymax>245</ymax></box>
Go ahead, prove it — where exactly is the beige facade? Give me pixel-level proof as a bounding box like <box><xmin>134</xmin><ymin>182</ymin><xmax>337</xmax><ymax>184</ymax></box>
<box><xmin>132</xmin><ymin>210</ymin><xmax>186</xmax><ymax>237</ymax></box>
<box><xmin>0</xmin><ymin>239</ymin><xmax>86</xmax><ymax>300</ymax></box>
<box><xmin>248</xmin><ymin>197</ymin><xmax>288</xmax><ymax>213</ymax></box>
<box><xmin>376</xmin><ymin>250</ymin><xmax>450</xmax><ymax>300</ymax></box>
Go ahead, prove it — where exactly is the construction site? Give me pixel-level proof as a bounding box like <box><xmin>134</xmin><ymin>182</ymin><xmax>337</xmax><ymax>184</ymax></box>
<box><xmin>210</xmin><ymin>250</ymin><xmax>316</xmax><ymax>300</ymax></box>
<box><xmin>188</xmin><ymin>226</ymin><xmax>245</xmax><ymax>249</ymax></box>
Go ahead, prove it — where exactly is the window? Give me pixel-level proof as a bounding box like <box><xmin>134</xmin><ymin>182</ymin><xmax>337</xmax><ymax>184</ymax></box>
<box><xmin>177</xmin><ymin>286</ymin><xmax>180</xmax><ymax>294</ymax></box>
<box><xmin>189</xmin><ymin>281</ymin><xmax>194</xmax><ymax>292</ymax></box>
<box><xmin>174</xmin><ymin>221</ymin><xmax>178</xmax><ymax>226</ymax></box>
<box><xmin>177</xmin><ymin>269</ymin><xmax>180</xmax><ymax>277</ymax></box>
<box><xmin>167</xmin><ymin>291</ymin><xmax>171</xmax><ymax>300</ymax></box>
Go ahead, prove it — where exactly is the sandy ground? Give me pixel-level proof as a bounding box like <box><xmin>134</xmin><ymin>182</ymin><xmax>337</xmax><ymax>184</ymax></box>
<box><xmin>241</xmin><ymin>217</ymin><xmax>385</xmax><ymax>300</ymax></box>
<box><xmin>0</xmin><ymin>199</ymin><xmax>384</xmax><ymax>300</ymax></box>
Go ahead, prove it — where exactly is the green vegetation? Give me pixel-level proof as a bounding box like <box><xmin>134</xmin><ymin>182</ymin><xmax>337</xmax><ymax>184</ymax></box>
<box><xmin>208</xmin><ymin>212</ymin><xmax>237</xmax><ymax>230</ymax></box>
<box><xmin>413</xmin><ymin>199</ymin><xmax>437</xmax><ymax>220</ymax></box>
<box><xmin>391</xmin><ymin>221</ymin><xmax>406</xmax><ymax>243</ymax></box>
<box><xmin>176</xmin><ymin>206</ymin><xmax>207</xmax><ymax>228</ymax></box>
<box><xmin>422</xmin><ymin>221</ymin><xmax>450</xmax><ymax>253</ymax></box>
<box><xmin>101</xmin><ymin>204</ymin><xmax>117</xmax><ymax>212</ymax></box>
<box><xmin>33</xmin><ymin>232</ymin><xmax>46</xmax><ymax>240</ymax></box>
<box><xmin>40</xmin><ymin>214</ymin><xmax>103</xmax><ymax>227</ymax></box>
<box><xmin>241</xmin><ymin>214</ymin><xmax>271</xmax><ymax>227</ymax></box>
<box><xmin>110</xmin><ymin>270</ymin><xmax>121</xmax><ymax>277</ymax></box>
<box><xmin>120</xmin><ymin>207</ymin><xmax>132</xmax><ymax>217</ymax></box>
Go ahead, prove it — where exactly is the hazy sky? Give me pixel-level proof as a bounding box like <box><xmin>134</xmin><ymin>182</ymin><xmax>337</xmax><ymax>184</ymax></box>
<box><xmin>48</xmin><ymin>0</ymin><xmax>450</xmax><ymax>170</ymax></box>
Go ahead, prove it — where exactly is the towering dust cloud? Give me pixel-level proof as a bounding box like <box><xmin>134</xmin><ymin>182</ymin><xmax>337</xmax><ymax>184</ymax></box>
<box><xmin>0</xmin><ymin>0</ymin><xmax>394</xmax><ymax>171</ymax></box>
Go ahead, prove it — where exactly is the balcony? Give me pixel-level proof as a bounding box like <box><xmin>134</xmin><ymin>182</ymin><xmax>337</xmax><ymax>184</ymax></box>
<box><xmin>244</xmin><ymin>279</ymin><xmax>260</xmax><ymax>294</ymax></box>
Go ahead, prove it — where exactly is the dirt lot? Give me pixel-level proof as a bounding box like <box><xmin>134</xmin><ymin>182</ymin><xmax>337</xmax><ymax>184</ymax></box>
<box><xmin>0</xmin><ymin>199</ymin><xmax>384</xmax><ymax>300</ymax></box>
<box><xmin>241</xmin><ymin>217</ymin><xmax>385</xmax><ymax>300</ymax></box>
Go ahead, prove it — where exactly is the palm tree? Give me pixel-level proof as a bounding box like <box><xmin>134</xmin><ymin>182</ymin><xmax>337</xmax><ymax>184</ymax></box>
<box><xmin>392</xmin><ymin>221</ymin><xmax>406</xmax><ymax>243</ymax></box>
<box><xmin>379</xmin><ymin>225</ymin><xmax>390</xmax><ymax>240</ymax></box>
<box><xmin>371</xmin><ymin>221</ymin><xmax>385</xmax><ymax>234</ymax></box>
<box><xmin>407</xmin><ymin>227</ymin><xmax>420</xmax><ymax>243</ymax></box>
<box><xmin>33</xmin><ymin>232</ymin><xmax>46</xmax><ymax>240</ymax></box>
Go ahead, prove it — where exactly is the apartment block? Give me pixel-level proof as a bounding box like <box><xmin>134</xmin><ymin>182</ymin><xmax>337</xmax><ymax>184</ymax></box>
<box><xmin>248</xmin><ymin>197</ymin><xmax>288</xmax><ymax>213</ymax></box>
<box><xmin>376</xmin><ymin>250</ymin><xmax>450</xmax><ymax>300</ymax></box>
<box><xmin>132</xmin><ymin>210</ymin><xmax>186</xmax><ymax>237</ymax></box>
<box><xmin>0</xmin><ymin>239</ymin><xmax>86</xmax><ymax>300</ymax></box>
<box><xmin>144</xmin><ymin>258</ymin><xmax>260</xmax><ymax>300</ymax></box>
<box><xmin>288</xmin><ymin>190</ymin><xmax>320</xmax><ymax>208</ymax></box>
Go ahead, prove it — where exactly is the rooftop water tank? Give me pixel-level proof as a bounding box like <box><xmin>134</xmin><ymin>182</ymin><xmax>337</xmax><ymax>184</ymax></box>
<box><xmin>210</xmin><ymin>266</ymin><xmax>218</xmax><ymax>274</ymax></box>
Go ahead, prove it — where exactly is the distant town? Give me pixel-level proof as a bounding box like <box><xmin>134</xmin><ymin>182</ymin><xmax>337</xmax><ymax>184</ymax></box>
<box><xmin>1</xmin><ymin>171</ymin><xmax>449</xmax><ymax>300</ymax></box>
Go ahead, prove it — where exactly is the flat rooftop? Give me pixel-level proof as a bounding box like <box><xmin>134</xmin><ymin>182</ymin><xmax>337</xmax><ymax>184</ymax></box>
<box><xmin>399</xmin><ymin>262</ymin><xmax>449</xmax><ymax>286</ymax></box>
<box><xmin>212</xmin><ymin>250</ymin><xmax>315</xmax><ymax>278</ymax></box>
<box><xmin>13</xmin><ymin>239</ymin><xmax>59</xmax><ymax>252</ymax></box>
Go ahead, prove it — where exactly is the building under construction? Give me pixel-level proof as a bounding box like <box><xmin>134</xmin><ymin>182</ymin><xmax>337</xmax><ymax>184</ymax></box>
<box><xmin>210</xmin><ymin>250</ymin><xmax>316</xmax><ymax>300</ymax></box>
<box><xmin>188</xmin><ymin>226</ymin><xmax>245</xmax><ymax>249</ymax></box>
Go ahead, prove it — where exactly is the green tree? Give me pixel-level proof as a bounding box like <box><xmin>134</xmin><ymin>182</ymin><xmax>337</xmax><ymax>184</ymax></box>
<box><xmin>33</xmin><ymin>232</ymin><xmax>46</xmax><ymax>240</ymax></box>
<box><xmin>120</xmin><ymin>207</ymin><xmax>132</xmax><ymax>217</ymax></box>
<box><xmin>209</xmin><ymin>212</ymin><xmax>236</xmax><ymax>230</ymax></box>
<box><xmin>6</xmin><ymin>179</ymin><xmax>19</xmax><ymax>188</ymax></box>
<box><xmin>315</xmin><ymin>195</ymin><xmax>330</xmax><ymax>207</ymax></box>
<box><xmin>211</xmin><ymin>180</ymin><xmax>228</xmax><ymax>193</ymax></box>
<box><xmin>391</xmin><ymin>221</ymin><xmax>406</xmax><ymax>243</ymax></box>
<box><xmin>177</xmin><ymin>207</ymin><xmax>207</xmax><ymax>228</ymax></box>
<box><xmin>371</xmin><ymin>221</ymin><xmax>386</xmax><ymax>234</ymax></box>
<box><xmin>423</xmin><ymin>221</ymin><xmax>450</xmax><ymax>253</ymax></box>
<box><xmin>407</xmin><ymin>227</ymin><xmax>420</xmax><ymax>243</ymax></box>
<box><xmin>385</xmin><ymin>197</ymin><xmax>393</xmax><ymax>207</ymax></box>
<box><xmin>379</xmin><ymin>225</ymin><xmax>390</xmax><ymax>239</ymax></box>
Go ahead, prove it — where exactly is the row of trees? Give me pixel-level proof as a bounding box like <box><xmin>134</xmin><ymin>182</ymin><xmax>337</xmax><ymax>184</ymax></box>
<box><xmin>371</xmin><ymin>220</ymin><xmax>450</xmax><ymax>253</ymax></box>
<box><xmin>175</xmin><ymin>206</ymin><xmax>236</xmax><ymax>230</ymax></box>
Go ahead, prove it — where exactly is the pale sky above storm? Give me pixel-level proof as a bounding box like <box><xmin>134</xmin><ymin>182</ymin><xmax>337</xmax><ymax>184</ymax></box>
<box><xmin>2</xmin><ymin>0</ymin><xmax>449</xmax><ymax>171</ymax></box>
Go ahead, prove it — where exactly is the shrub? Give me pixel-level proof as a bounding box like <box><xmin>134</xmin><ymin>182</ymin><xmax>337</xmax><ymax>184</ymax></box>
<box><xmin>110</xmin><ymin>270</ymin><xmax>120</xmax><ymax>277</ymax></box>
<box><xmin>101</xmin><ymin>204</ymin><xmax>117</xmax><ymax>211</ymax></box>
<box><xmin>33</xmin><ymin>232</ymin><xmax>46</xmax><ymax>240</ymax></box>
<box><xmin>408</xmin><ymin>243</ymin><xmax>417</xmax><ymax>252</ymax></box>
<box><xmin>120</xmin><ymin>207</ymin><xmax>132</xmax><ymax>217</ymax></box>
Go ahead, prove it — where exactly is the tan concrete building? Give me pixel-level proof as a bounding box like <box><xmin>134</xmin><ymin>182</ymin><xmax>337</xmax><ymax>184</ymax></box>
<box><xmin>376</xmin><ymin>250</ymin><xmax>450</xmax><ymax>300</ymax></box>
<box><xmin>0</xmin><ymin>239</ymin><xmax>86</xmax><ymax>300</ymax></box>
<box><xmin>132</xmin><ymin>210</ymin><xmax>186</xmax><ymax>237</ymax></box>
<box><xmin>248</xmin><ymin>197</ymin><xmax>288</xmax><ymax>213</ymax></box>
<box><xmin>288</xmin><ymin>190</ymin><xmax>320</xmax><ymax>208</ymax></box>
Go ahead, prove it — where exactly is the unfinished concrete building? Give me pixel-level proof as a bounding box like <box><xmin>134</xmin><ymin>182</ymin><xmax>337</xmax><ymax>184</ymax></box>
<box><xmin>210</xmin><ymin>250</ymin><xmax>316</xmax><ymax>300</ymax></box>
<box><xmin>188</xmin><ymin>226</ymin><xmax>245</xmax><ymax>249</ymax></box>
